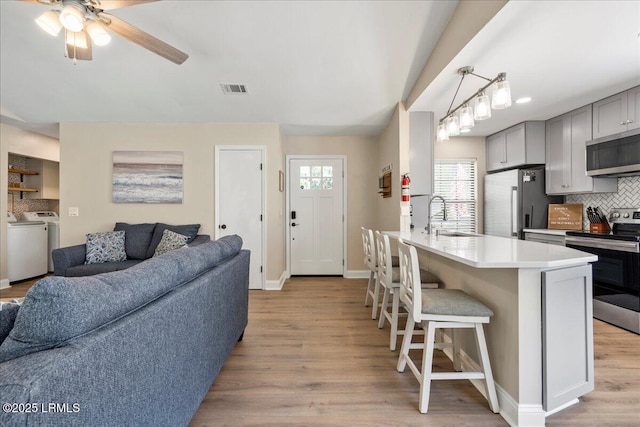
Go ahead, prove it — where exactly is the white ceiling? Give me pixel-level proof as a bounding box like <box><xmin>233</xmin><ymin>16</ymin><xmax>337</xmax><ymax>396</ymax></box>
<box><xmin>411</xmin><ymin>0</ymin><xmax>640</xmax><ymax>137</ymax></box>
<box><xmin>0</xmin><ymin>0</ymin><xmax>457</xmax><ymax>138</ymax></box>
<box><xmin>1</xmin><ymin>1</ymin><xmax>639</xmax><ymax>141</ymax></box>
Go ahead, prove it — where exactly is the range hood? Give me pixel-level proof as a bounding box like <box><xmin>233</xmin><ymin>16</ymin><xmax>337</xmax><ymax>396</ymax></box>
<box><xmin>586</xmin><ymin>128</ymin><xmax>640</xmax><ymax>177</ymax></box>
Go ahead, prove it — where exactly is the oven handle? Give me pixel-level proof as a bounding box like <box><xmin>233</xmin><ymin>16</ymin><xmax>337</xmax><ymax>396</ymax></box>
<box><xmin>565</xmin><ymin>236</ymin><xmax>640</xmax><ymax>253</ymax></box>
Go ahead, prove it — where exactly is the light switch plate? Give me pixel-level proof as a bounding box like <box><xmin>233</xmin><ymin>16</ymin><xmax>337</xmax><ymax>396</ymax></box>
<box><xmin>68</xmin><ymin>207</ymin><xmax>79</xmax><ymax>217</ymax></box>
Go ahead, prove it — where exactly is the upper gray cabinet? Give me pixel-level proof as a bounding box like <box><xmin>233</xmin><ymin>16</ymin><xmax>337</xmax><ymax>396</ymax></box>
<box><xmin>486</xmin><ymin>121</ymin><xmax>545</xmax><ymax>172</ymax></box>
<box><xmin>546</xmin><ymin>105</ymin><xmax>617</xmax><ymax>195</ymax></box>
<box><xmin>592</xmin><ymin>86</ymin><xmax>640</xmax><ymax>139</ymax></box>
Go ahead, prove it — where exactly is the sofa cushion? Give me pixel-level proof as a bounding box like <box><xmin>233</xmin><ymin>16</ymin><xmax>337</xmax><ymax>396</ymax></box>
<box><xmin>154</xmin><ymin>230</ymin><xmax>189</xmax><ymax>257</ymax></box>
<box><xmin>145</xmin><ymin>223</ymin><xmax>201</xmax><ymax>259</ymax></box>
<box><xmin>0</xmin><ymin>301</ymin><xmax>21</xmax><ymax>345</ymax></box>
<box><xmin>85</xmin><ymin>231</ymin><xmax>127</xmax><ymax>264</ymax></box>
<box><xmin>113</xmin><ymin>222</ymin><xmax>157</xmax><ymax>260</ymax></box>
<box><xmin>0</xmin><ymin>235</ymin><xmax>243</xmax><ymax>362</ymax></box>
<box><xmin>67</xmin><ymin>260</ymin><xmax>142</xmax><ymax>277</ymax></box>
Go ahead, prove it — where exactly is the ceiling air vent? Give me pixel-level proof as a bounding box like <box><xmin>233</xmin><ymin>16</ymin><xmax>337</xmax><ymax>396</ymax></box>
<box><xmin>220</xmin><ymin>83</ymin><xmax>248</xmax><ymax>94</ymax></box>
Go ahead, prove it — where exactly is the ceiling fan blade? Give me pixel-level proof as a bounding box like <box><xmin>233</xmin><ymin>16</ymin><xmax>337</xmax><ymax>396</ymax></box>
<box><xmin>66</xmin><ymin>30</ymin><xmax>93</xmax><ymax>61</ymax></box>
<box><xmin>95</xmin><ymin>1</ymin><xmax>158</xmax><ymax>11</ymax></box>
<box><xmin>18</xmin><ymin>0</ymin><xmax>57</xmax><ymax>4</ymax></box>
<box><xmin>101</xmin><ymin>13</ymin><xmax>188</xmax><ymax>64</ymax></box>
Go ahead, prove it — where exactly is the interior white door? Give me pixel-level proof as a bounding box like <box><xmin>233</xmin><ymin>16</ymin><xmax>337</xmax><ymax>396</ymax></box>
<box><xmin>289</xmin><ymin>158</ymin><xmax>344</xmax><ymax>275</ymax></box>
<box><xmin>216</xmin><ymin>147</ymin><xmax>264</xmax><ymax>289</ymax></box>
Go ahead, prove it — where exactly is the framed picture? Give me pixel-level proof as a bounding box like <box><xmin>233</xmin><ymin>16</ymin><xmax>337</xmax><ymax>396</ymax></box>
<box><xmin>113</xmin><ymin>151</ymin><xmax>183</xmax><ymax>203</ymax></box>
<box><xmin>279</xmin><ymin>170</ymin><xmax>285</xmax><ymax>192</ymax></box>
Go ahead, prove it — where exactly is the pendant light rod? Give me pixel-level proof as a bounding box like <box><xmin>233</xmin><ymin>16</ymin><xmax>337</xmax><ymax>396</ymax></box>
<box><xmin>440</xmin><ymin>71</ymin><xmax>506</xmax><ymax>124</ymax></box>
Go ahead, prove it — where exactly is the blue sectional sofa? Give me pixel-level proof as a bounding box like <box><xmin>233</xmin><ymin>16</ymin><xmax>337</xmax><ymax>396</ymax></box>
<box><xmin>0</xmin><ymin>235</ymin><xmax>249</xmax><ymax>427</ymax></box>
<box><xmin>52</xmin><ymin>222</ymin><xmax>210</xmax><ymax>277</ymax></box>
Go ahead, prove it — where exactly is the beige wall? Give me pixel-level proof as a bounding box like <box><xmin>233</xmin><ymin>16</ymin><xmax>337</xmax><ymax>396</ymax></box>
<box><xmin>59</xmin><ymin>122</ymin><xmax>285</xmax><ymax>281</ymax></box>
<box><xmin>434</xmin><ymin>136</ymin><xmax>486</xmax><ymax>233</ymax></box>
<box><xmin>1</xmin><ymin>123</ymin><xmax>60</xmax><ymax>286</ymax></box>
<box><xmin>282</xmin><ymin>135</ymin><xmax>378</xmax><ymax>272</ymax></box>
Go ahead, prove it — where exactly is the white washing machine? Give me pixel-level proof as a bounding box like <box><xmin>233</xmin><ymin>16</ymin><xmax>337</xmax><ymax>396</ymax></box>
<box><xmin>23</xmin><ymin>211</ymin><xmax>60</xmax><ymax>272</ymax></box>
<box><xmin>7</xmin><ymin>212</ymin><xmax>48</xmax><ymax>282</ymax></box>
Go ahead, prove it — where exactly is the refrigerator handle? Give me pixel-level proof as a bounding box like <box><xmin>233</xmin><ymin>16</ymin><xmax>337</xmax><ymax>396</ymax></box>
<box><xmin>511</xmin><ymin>186</ymin><xmax>518</xmax><ymax>237</ymax></box>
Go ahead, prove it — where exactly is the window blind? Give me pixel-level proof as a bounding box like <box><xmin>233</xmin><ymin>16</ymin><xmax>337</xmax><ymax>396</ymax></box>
<box><xmin>433</xmin><ymin>159</ymin><xmax>477</xmax><ymax>233</ymax></box>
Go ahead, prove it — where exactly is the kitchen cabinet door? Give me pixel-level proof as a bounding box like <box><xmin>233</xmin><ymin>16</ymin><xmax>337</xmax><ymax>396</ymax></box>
<box><xmin>545</xmin><ymin>115</ymin><xmax>567</xmax><ymax>194</ymax></box>
<box><xmin>503</xmin><ymin>123</ymin><xmax>526</xmax><ymax>169</ymax></box>
<box><xmin>486</xmin><ymin>132</ymin><xmax>506</xmax><ymax>172</ymax></box>
<box><xmin>486</xmin><ymin>122</ymin><xmax>544</xmax><ymax>172</ymax></box>
<box><xmin>592</xmin><ymin>86</ymin><xmax>640</xmax><ymax>138</ymax></box>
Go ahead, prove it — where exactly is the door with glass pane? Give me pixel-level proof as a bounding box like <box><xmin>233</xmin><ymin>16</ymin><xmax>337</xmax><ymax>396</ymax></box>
<box><xmin>289</xmin><ymin>158</ymin><xmax>344</xmax><ymax>275</ymax></box>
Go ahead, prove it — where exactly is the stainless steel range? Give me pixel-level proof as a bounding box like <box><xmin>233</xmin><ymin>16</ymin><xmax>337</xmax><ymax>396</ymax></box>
<box><xmin>565</xmin><ymin>208</ymin><xmax>640</xmax><ymax>334</ymax></box>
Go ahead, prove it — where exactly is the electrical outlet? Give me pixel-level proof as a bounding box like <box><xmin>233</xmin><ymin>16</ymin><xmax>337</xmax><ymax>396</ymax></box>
<box><xmin>68</xmin><ymin>207</ymin><xmax>79</xmax><ymax>217</ymax></box>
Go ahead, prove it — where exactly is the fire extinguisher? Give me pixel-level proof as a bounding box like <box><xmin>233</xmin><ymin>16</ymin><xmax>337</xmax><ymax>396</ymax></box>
<box><xmin>401</xmin><ymin>174</ymin><xmax>410</xmax><ymax>203</ymax></box>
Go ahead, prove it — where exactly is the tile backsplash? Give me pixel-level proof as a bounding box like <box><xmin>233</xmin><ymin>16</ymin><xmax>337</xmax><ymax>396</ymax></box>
<box><xmin>566</xmin><ymin>176</ymin><xmax>640</xmax><ymax>229</ymax></box>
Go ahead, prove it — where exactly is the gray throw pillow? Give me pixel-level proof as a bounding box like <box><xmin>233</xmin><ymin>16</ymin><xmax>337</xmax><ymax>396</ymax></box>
<box><xmin>85</xmin><ymin>231</ymin><xmax>127</xmax><ymax>264</ymax></box>
<box><xmin>113</xmin><ymin>222</ymin><xmax>156</xmax><ymax>260</ymax></box>
<box><xmin>0</xmin><ymin>301</ymin><xmax>22</xmax><ymax>345</ymax></box>
<box><xmin>145</xmin><ymin>223</ymin><xmax>200</xmax><ymax>259</ymax></box>
<box><xmin>153</xmin><ymin>229</ymin><xmax>189</xmax><ymax>257</ymax></box>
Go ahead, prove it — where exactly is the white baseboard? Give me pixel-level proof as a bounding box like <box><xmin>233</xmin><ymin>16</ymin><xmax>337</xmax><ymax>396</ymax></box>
<box><xmin>439</xmin><ymin>333</ymin><xmax>546</xmax><ymax>427</ymax></box>
<box><xmin>0</xmin><ymin>279</ymin><xmax>9</xmax><ymax>289</ymax></box>
<box><xmin>344</xmin><ymin>270</ymin><xmax>369</xmax><ymax>279</ymax></box>
<box><xmin>265</xmin><ymin>271</ymin><xmax>286</xmax><ymax>291</ymax></box>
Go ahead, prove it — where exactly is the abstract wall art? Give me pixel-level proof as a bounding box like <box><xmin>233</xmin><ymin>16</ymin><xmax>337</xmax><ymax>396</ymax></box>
<box><xmin>113</xmin><ymin>151</ymin><xmax>183</xmax><ymax>203</ymax></box>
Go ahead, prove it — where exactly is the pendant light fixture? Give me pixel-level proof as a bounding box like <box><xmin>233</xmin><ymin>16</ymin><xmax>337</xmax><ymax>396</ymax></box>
<box><xmin>436</xmin><ymin>66</ymin><xmax>512</xmax><ymax>142</ymax></box>
<box><xmin>59</xmin><ymin>4</ymin><xmax>84</xmax><ymax>32</ymax></box>
<box><xmin>35</xmin><ymin>10</ymin><xmax>63</xmax><ymax>37</ymax></box>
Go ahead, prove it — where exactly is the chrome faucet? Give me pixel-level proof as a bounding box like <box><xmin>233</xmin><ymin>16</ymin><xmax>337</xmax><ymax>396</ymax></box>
<box><xmin>425</xmin><ymin>195</ymin><xmax>448</xmax><ymax>234</ymax></box>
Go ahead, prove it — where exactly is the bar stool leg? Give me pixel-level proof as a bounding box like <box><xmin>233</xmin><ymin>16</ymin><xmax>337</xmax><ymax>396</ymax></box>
<box><xmin>453</xmin><ymin>328</ymin><xmax>462</xmax><ymax>372</ymax></box>
<box><xmin>419</xmin><ymin>321</ymin><xmax>438</xmax><ymax>414</ymax></box>
<box><xmin>365</xmin><ymin>270</ymin><xmax>374</xmax><ymax>306</ymax></box>
<box><xmin>390</xmin><ymin>288</ymin><xmax>400</xmax><ymax>351</ymax></box>
<box><xmin>378</xmin><ymin>285</ymin><xmax>391</xmax><ymax>329</ymax></box>
<box><xmin>474</xmin><ymin>323</ymin><xmax>500</xmax><ymax>413</ymax></box>
<box><xmin>397</xmin><ymin>318</ymin><xmax>415</xmax><ymax>372</ymax></box>
<box><xmin>372</xmin><ymin>277</ymin><xmax>381</xmax><ymax>320</ymax></box>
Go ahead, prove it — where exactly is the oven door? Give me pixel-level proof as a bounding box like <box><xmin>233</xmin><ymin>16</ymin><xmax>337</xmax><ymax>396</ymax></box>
<box><xmin>566</xmin><ymin>237</ymin><xmax>639</xmax><ymax>313</ymax></box>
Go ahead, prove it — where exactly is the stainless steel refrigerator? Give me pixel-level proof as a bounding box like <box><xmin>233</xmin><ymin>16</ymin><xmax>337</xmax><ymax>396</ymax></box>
<box><xmin>484</xmin><ymin>167</ymin><xmax>563</xmax><ymax>239</ymax></box>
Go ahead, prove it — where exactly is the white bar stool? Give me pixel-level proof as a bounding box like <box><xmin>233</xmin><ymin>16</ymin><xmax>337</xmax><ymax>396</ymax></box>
<box><xmin>361</xmin><ymin>227</ymin><xmax>380</xmax><ymax>319</ymax></box>
<box><xmin>396</xmin><ymin>238</ymin><xmax>499</xmax><ymax>414</ymax></box>
<box><xmin>375</xmin><ymin>231</ymin><xmax>439</xmax><ymax>351</ymax></box>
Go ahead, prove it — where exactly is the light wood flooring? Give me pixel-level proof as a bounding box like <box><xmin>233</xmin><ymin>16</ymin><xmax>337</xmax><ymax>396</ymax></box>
<box><xmin>3</xmin><ymin>276</ymin><xmax>639</xmax><ymax>426</ymax></box>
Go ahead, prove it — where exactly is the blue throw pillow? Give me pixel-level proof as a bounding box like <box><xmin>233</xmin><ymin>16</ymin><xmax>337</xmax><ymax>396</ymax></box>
<box><xmin>114</xmin><ymin>222</ymin><xmax>157</xmax><ymax>260</ymax></box>
<box><xmin>85</xmin><ymin>231</ymin><xmax>127</xmax><ymax>264</ymax></box>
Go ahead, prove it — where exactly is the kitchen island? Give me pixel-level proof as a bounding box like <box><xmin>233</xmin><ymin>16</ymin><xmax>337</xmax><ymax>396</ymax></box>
<box><xmin>385</xmin><ymin>231</ymin><xmax>597</xmax><ymax>427</ymax></box>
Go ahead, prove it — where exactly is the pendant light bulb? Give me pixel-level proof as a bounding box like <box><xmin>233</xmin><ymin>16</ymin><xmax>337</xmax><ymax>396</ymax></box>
<box><xmin>446</xmin><ymin>115</ymin><xmax>460</xmax><ymax>137</ymax></box>
<box><xmin>474</xmin><ymin>92</ymin><xmax>491</xmax><ymax>120</ymax></box>
<box><xmin>86</xmin><ymin>21</ymin><xmax>111</xmax><ymax>46</ymax></box>
<box><xmin>60</xmin><ymin>4</ymin><xmax>85</xmax><ymax>32</ymax></box>
<box><xmin>492</xmin><ymin>76</ymin><xmax>512</xmax><ymax>110</ymax></box>
<box><xmin>436</xmin><ymin>123</ymin><xmax>449</xmax><ymax>142</ymax></box>
<box><xmin>459</xmin><ymin>104</ymin><xmax>475</xmax><ymax>130</ymax></box>
<box><xmin>35</xmin><ymin>10</ymin><xmax>62</xmax><ymax>37</ymax></box>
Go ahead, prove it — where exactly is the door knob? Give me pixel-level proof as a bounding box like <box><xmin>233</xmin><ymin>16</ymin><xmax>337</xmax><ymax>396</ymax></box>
<box><xmin>291</xmin><ymin>222</ymin><xmax>298</xmax><ymax>227</ymax></box>
<box><xmin>219</xmin><ymin>224</ymin><xmax>227</xmax><ymax>229</ymax></box>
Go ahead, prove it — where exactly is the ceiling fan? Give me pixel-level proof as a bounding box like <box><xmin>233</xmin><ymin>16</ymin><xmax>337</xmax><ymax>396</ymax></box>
<box><xmin>21</xmin><ymin>0</ymin><xmax>188</xmax><ymax>64</ymax></box>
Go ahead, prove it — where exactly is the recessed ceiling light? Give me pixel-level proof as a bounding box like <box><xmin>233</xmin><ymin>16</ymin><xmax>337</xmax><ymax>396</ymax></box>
<box><xmin>515</xmin><ymin>97</ymin><xmax>532</xmax><ymax>104</ymax></box>
<box><xmin>460</xmin><ymin>128</ymin><xmax>471</xmax><ymax>133</ymax></box>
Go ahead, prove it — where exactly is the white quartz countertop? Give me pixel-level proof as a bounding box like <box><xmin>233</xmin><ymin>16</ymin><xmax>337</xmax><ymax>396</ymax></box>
<box><xmin>384</xmin><ymin>231</ymin><xmax>597</xmax><ymax>269</ymax></box>
<box><xmin>523</xmin><ymin>228</ymin><xmax>575</xmax><ymax>236</ymax></box>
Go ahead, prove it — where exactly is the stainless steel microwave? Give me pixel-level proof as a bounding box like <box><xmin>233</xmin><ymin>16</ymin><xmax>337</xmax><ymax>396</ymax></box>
<box><xmin>586</xmin><ymin>129</ymin><xmax>640</xmax><ymax>177</ymax></box>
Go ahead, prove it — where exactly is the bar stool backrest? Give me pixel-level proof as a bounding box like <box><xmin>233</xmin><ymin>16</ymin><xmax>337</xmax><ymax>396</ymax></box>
<box><xmin>374</xmin><ymin>231</ymin><xmax>393</xmax><ymax>288</ymax></box>
<box><xmin>361</xmin><ymin>227</ymin><xmax>376</xmax><ymax>272</ymax></box>
<box><xmin>397</xmin><ymin>238</ymin><xmax>422</xmax><ymax>324</ymax></box>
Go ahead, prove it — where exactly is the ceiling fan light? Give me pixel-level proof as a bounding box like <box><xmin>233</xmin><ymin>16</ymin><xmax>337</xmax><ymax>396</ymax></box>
<box><xmin>66</xmin><ymin>30</ymin><xmax>88</xmax><ymax>49</ymax></box>
<box><xmin>87</xmin><ymin>21</ymin><xmax>111</xmax><ymax>46</ymax></box>
<box><xmin>474</xmin><ymin>92</ymin><xmax>491</xmax><ymax>120</ymax></box>
<box><xmin>492</xmin><ymin>79</ymin><xmax>512</xmax><ymax>110</ymax></box>
<box><xmin>436</xmin><ymin>123</ymin><xmax>449</xmax><ymax>142</ymax></box>
<box><xmin>459</xmin><ymin>104</ymin><xmax>475</xmax><ymax>130</ymax></box>
<box><xmin>35</xmin><ymin>10</ymin><xmax>62</xmax><ymax>37</ymax></box>
<box><xmin>60</xmin><ymin>4</ymin><xmax>84</xmax><ymax>32</ymax></box>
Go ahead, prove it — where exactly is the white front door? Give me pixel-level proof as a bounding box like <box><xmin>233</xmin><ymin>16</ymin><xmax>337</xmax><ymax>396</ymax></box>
<box><xmin>215</xmin><ymin>147</ymin><xmax>265</xmax><ymax>289</ymax></box>
<box><xmin>289</xmin><ymin>157</ymin><xmax>344</xmax><ymax>275</ymax></box>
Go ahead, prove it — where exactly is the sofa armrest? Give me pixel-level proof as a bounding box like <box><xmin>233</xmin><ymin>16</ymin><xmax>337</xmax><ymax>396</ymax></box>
<box><xmin>189</xmin><ymin>235</ymin><xmax>210</xmax><ymax>247</ymax></box>
<box><xmin>52</xmin><ymin>244</ymin><xmax>87</xmax><ymax>276</ymax></box>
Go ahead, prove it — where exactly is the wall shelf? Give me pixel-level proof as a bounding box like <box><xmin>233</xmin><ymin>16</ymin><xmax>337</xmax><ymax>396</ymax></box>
<box><xmin>8</xmin><ymin>167</ymin><xmax>39</xmax><ymax>198</ymax></box>
<box><xmin>8</xmin><ymin>168</ymin><xmax>38</xmax><ymax>175</ymax></box>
